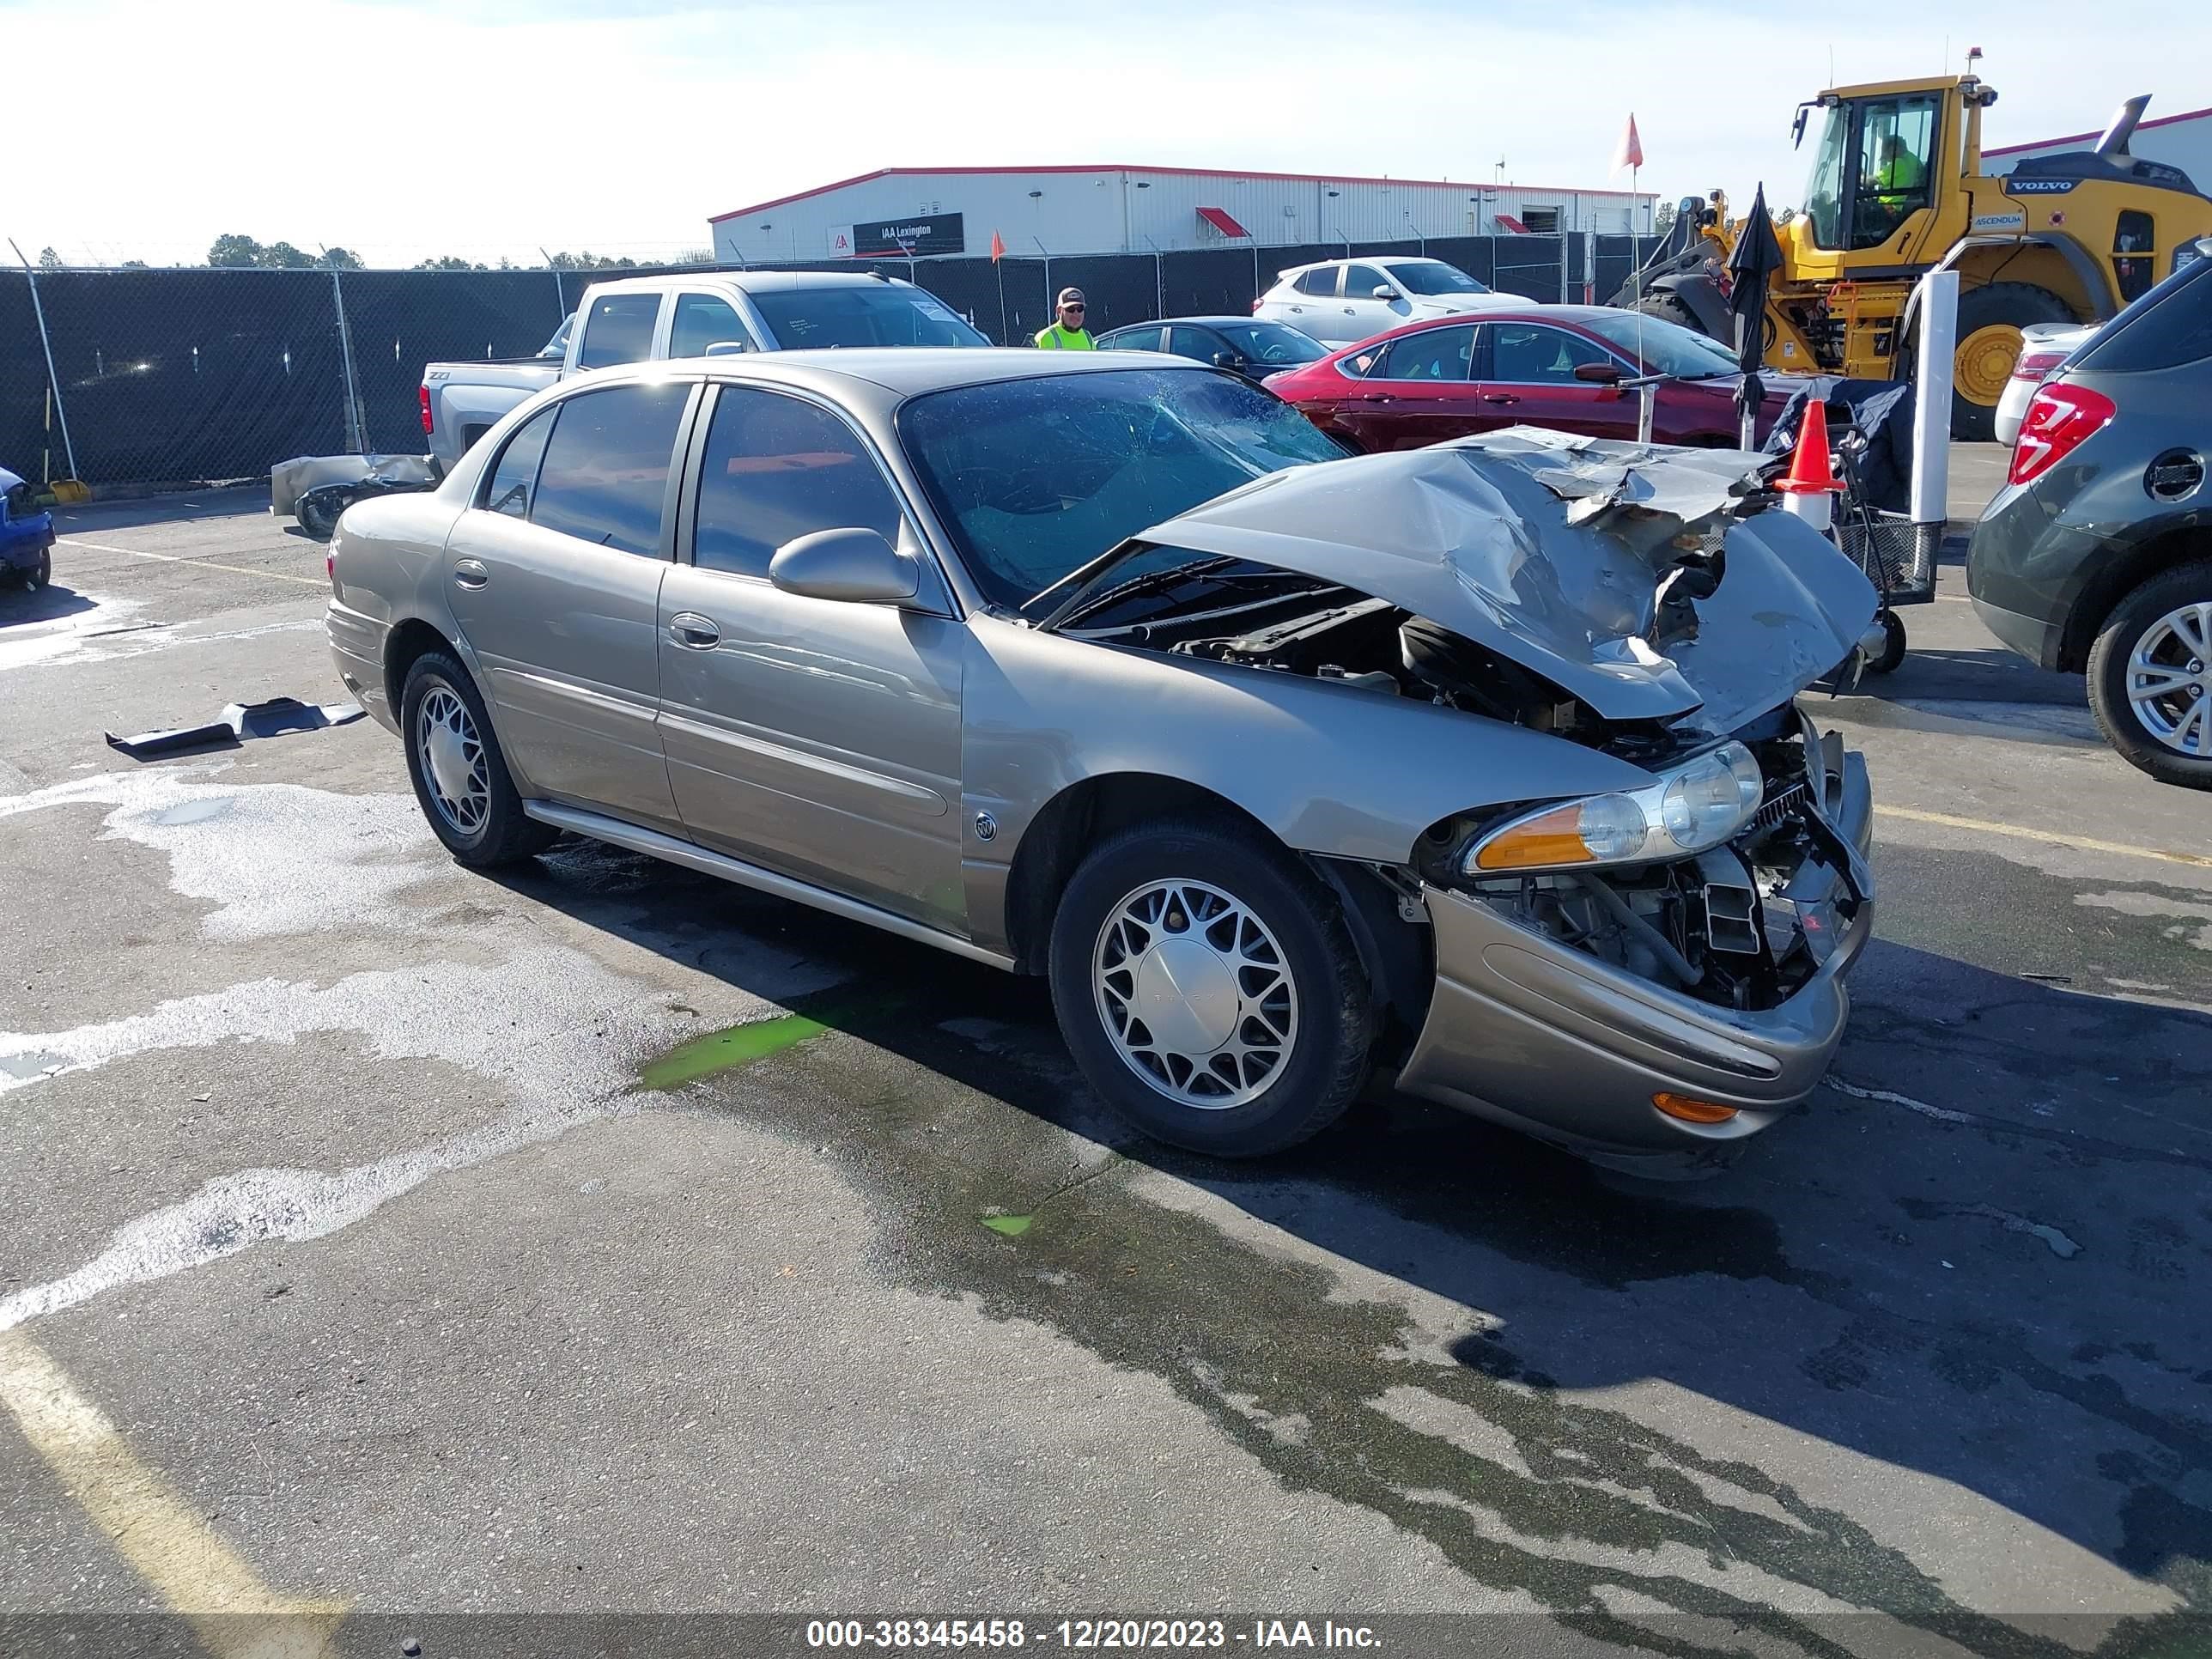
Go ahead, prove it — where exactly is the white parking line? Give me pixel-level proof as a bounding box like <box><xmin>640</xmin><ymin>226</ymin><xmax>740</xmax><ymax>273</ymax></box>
<box><xmin>0</xmin><ymin>1328</ymin><xmax>346</xmax><ymax>1657</ymax></box>
<box><xmin>58</xmin><ymin>537</ymin><xmax>325</xmax><ymax>590</ymax></box>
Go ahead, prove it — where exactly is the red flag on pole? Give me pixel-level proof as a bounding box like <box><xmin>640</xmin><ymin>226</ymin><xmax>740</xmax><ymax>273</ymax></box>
<box><xmin>990</xmin><ymin>229</ymin><xmax>1006</xmax><ymax>263</ymax></box>
<box><xmin>1613</xmin><ymin>113</ymin><xmax>1644</xmax><ymax>174</ymax></box>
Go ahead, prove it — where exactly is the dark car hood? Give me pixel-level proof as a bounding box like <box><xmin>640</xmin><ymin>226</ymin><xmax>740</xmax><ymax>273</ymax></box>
<box><xmin>1124</xmin><ymin>427</ymin><xmax>1878</xmax><ymax>734</ymax></box>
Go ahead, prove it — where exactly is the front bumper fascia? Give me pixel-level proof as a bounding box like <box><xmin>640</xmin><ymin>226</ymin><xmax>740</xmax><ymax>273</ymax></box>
<box><xmin>1397</xmin><ymin>739</ymin><xmax>1874</xmax><ymax>1164</ymax></box>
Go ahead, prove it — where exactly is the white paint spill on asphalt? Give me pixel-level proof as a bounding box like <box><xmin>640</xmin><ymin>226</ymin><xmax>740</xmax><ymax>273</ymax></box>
<box><xmin>0</xmin><ymin>772</ymin><xmax>850</xmax><ymax>1328</ymax></box>
<box><xmin>0</xmin><ymin>588</ymin><xmax>149</xmax><ymax>672</ymax></box>
<box><xmin>1820</xmin><ymin>1077</ymin><xmax>1976</xmax><ymax>1125</ymax></box>
<box><xmin>2074</xmin><ymin>888</ymin><xmax>2212</xmax><ymax>953</ymax></box>
<box><xmin>0</xmin><ymin>769</ymin><xmax>431</xmax><ymax>940</ymax></box>
<box><xmin>1929</xmin><ymin>1202</ymin><xmax>2084</xmax><ymax>1260</ymax></box>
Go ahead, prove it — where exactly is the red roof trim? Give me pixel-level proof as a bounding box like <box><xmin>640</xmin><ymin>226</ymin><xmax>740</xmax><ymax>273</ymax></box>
<box><xmin>1493</xmin><ymin>214</ymin><xmax>1530</xmax><ymax>234</ymax></box>
<box><xmin>711</xmin><ymin>163</ymin><xmax>1656</xmax><ymax>223</ymax></box>
<box><xmin>1195</xmin><ymin>205</ymin><xmax>1249</xmax><ymax>238</ymax></box>
<box><xmin>1984</xmin><ymin>103</ymin><xmax>2212</xmax><ymax>157</ymax></box>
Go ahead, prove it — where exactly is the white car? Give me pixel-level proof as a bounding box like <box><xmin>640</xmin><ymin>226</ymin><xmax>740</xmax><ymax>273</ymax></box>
<box><xmin>1993</xmin><ymin>320</ymin><xmax>2097</xmax><ymax>447</ymax></box>
<box><xmin>1254</xmin><ymin>257</ymin><xmax>1527</xmax><ymax>346</ymax></box>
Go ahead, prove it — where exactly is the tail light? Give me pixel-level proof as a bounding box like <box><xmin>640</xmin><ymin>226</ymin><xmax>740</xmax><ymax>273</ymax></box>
<box><xmin>2009</xmin><ymin>346</ymin><xmax>2070</xmax><ymax>383</ymax></box>
<box><xmin>2008</xmin><ymin>383</ymin><xmax>2116</xmax><ymax>486</ymax></box>
<box><xmin>417</xmin><ymin>383</ymin><xmax>434</xmax><ymax>435</ymax></box>
<box><xmin>325</xmin><ymin>548</ymin><xmax>338</xmax><ymax>592</ymax></box>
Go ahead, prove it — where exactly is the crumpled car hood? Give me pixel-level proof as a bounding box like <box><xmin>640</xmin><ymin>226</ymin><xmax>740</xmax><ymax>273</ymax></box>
<box><xmin>1133</xmin><ymin>427</ymin><xmax>1880</xmax><ymax>735</ymax></box>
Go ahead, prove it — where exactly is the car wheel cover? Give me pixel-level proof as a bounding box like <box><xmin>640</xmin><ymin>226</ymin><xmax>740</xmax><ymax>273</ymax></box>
<box><xmin>417</xmin><ymin>685</ymin><xmax>491</xmax><ymax>834</ymax></box>
<box><xmin>2125</xmin><ymin>601</ymin><xmax>2212</xmax><ymax>757</ymax></box>
<box><xmin>1091</xmin><ymin>878</ymin><xmax>1297</xmax><ymax>1110</ymax></box>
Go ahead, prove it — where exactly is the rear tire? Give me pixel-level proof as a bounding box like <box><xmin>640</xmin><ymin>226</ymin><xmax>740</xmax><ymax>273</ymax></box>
<box><xmin>398</xmin><ymin>650</ymin><xmax>559</xmax><ymax>865</ymax></box>
<box><xmin>1946</xmin><ymin>283</ymin><xmax>2075</xmax><ymax>443</ymax></box>
<box><xmin>1635</xmin><ymin>292</ymin><xmax>1710</xmax><ymax>338</ymax></box>
<box><xmin>1048</xmin><ymin>818</ymin><xmax>1374</xmax><ymax>1158</ymax></box>
<box><xmin>2086</xmin><ymin>561</ymin><xmax>2212</xmax><ymax>791</ymax></box>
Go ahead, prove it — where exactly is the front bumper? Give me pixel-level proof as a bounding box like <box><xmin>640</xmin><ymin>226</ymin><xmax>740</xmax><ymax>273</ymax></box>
<box><xmin>1397</xmin><ymin>740</ymin><xmax>1874</xmax><ymax>1164</ymax></box>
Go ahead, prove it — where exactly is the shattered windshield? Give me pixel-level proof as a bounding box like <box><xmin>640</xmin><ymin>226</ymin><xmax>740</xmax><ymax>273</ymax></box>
<box><xmin>897</xmin><ymin>368</ymin><xmax>1347</xmax><ymax>611</ymax></box>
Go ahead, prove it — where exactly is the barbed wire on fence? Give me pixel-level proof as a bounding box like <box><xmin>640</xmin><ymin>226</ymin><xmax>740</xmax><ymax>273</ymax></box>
<box><xmin>1</xmin><ymin>233</ymin><xmax>1644</xmax><ymax>488</ymax></box>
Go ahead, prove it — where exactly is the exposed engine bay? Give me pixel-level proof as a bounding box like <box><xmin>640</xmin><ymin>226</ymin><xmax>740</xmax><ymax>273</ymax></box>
<box><xmin>1069</xmin><ymin>580</ymin><xmax>1865</xmax><ymax>1014</ymax></box>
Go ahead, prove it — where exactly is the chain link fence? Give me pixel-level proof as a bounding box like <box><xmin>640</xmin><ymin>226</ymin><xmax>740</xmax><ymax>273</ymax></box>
<box><xmin>1</xmin><ymin>234</ymin><xmax>1645</xmax><ymax>489</ymax></box>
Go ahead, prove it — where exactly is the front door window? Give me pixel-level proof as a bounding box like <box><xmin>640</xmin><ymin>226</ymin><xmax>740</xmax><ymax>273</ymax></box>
<box><xmin>1850</xmin><ymin>94</ymin><xmax>1939</xmax><ymax>249</ymax></box>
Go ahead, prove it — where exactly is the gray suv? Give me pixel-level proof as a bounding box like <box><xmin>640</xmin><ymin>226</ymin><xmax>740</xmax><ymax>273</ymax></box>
<box><xmin>327</xmin><ymin>349</ymin><xmax>1877</xmax><ymax>1171</ymax></box>
<box><xmin>1969</xmin><ymin>246</ymin><xmax>2212</xmax><ymax>787</ymax></box>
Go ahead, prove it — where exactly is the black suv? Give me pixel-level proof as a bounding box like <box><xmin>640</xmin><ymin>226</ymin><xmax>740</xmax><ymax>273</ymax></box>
<box><xmin>1968</xmin><ymin>245</ymin><xmax>2212</xmax><ymax>788</ymax></box>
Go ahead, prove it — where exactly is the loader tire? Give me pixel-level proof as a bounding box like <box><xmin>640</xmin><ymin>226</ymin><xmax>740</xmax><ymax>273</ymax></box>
<box><xmin>1635</xmin><ymin>292</ymin><xmax>1712</xmax><ymax>340</ymax></box>
<box><xmin>1943</xmin><ymin>283</ymin><xmax>2075</xmax><ymax>443</ymax></box>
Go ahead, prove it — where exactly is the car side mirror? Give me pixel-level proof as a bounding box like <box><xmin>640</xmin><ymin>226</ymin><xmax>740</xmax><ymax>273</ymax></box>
<box><xmin>769</xmin><ymin>526</ymin><xmax>919</xmax><ymax>605</ymax></box>
<box><xmin>1372</xmin><ymin>286</ymin><xmax>1398</xmax><ymax>301</ymax></box>
<box><xmin>1573</xmin><ymin>362</ymin><xmax>1625</xmax><ymax>385</ymax></box>
<box><xmin>1211</xmin><ymin>350</ymin><xmax>1243</xmax><ymax>368</ymax></box>
<box><xmin>703</xmin><ymin>340</ymin><xmax>750</xmax><ymax>356</ymax></box>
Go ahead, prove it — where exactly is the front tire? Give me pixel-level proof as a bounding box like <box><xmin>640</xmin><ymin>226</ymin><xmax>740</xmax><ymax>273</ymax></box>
<box><xmin>398</xmin><ymin>650</ymin><xmax>558</xmax><ymax>865</ymax></box>
<box><xmin>1048</xmin><ymin>818</ymin><xmax>1374</xmax><ymax>1158</ymax></box>
<box><xmin>2087</xmin><ymin>562</ymin><xmax>2212</xmax><ymax>790</ymax></box>
<box><xmin>1947</xmin><ymin>283</ymin><xmax>2075</xmax><ymax>442</ymax></box>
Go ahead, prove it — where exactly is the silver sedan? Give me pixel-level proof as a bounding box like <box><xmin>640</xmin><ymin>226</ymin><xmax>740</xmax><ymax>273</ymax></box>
<box><xmin>326</xmin><ymin>349</ymin><xmax>1878</xmax><ymax>1172</ymax></box>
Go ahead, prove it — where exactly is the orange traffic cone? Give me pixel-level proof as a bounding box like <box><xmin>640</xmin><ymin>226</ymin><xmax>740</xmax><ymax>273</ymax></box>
<box><xmin>1775</xmin><ymin>403</ymin><xmax>1842</xmax><ymax>533</ymax></box>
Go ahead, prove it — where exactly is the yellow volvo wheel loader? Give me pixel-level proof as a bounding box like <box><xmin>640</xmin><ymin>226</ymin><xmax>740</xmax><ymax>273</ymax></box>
<box><xmin>1620</xmin><ymin>80</ymin><xmax>2212</xmax><ymax>439</ymax></box>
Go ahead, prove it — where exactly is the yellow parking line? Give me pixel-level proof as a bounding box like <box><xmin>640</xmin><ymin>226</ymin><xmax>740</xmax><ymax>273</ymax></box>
<box><xmin>1875</xmin><ymin>803</ymin><xmax>2212</xmax><ymax>870</ymax></box>
<box><xmin>59</xmin><ymin>537</ymin><xmax>326</xmax><ymax>591</ymax></box>
<box><xmin>0</xmin><ymin>1328</ymin><xmax>346</xmax><ymax>1657</ymax></box>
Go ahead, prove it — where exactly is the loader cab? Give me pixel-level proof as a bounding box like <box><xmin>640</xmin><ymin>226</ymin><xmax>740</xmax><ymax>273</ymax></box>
<box><xmin>1796</xmin><ymin>85</ymin><xmax>1947</xmax><ymax>259</ymax></box>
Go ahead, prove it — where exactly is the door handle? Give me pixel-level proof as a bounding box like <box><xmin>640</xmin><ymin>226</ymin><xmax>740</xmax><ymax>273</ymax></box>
<box><xmin>1482</xmin><ymin>393</ymin><xmax>1521</xmax><ymax>405</ymax></box>
<box><xmin>1342</xmin><ymin>307</ymin><xmax>1357</xmax><ymax>314</ymax></box>
<box><xmin>667</xmin><ymin>612</ymin><xmax>720</xmax><ymax>650</ymax></box>
<box><xmin>1355</xmin><ymin>393</ymin><xmax>1395</xmax><ymax>404</ymax></box>
<box><xmin>452</xmin><ymin>558</ymin><xmax>489</xmax><ymax>590</ymax></box>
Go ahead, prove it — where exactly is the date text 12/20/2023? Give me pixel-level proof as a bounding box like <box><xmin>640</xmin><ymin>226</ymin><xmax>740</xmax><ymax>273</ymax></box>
<box><xmin>805</xmin><ymin>1620</ymin><xmax>1382</xmax><ymax>1649</ymax></box>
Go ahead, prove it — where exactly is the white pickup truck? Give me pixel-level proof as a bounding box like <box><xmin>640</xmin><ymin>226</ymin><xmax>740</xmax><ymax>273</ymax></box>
<box><xmin>418</xmin><ymin>270</ymin><xmax>988</xmax><ymax>471</ymax></box>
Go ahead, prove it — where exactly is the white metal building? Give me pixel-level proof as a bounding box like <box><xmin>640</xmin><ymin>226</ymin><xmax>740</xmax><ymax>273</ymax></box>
<box><xmin>1985</xmin><ymin>102</ymin><xmax>2212</xmax><ymax>184</ymax></box>
<box><xmin>709</xmin><ymin>165</ymin><xmax>1658</xmax><ymax>265</ymax></box>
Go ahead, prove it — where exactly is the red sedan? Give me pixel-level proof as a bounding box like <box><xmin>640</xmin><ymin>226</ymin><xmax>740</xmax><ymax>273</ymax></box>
<box><xmin>1263</xmin><ymin>306</ymin><xmax>1796</xmax><ymax>452</ymax></box>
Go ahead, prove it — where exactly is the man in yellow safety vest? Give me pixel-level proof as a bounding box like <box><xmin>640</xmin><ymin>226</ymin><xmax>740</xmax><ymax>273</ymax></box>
<box><xmin>1034</xmin><ymin>288</ymin><xmax>1096</xmax><ymax>349</ymax></box>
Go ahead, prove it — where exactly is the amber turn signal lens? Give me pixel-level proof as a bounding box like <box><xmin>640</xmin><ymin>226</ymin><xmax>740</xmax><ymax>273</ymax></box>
<box><xmin>1652</xmin><ymin>1092</ymin><xmax>1739</xmax><ymax>1124</ymax></box>
<box><xmin>1469</xmin><ymin>805</ymin><xmax>1595</xmax><ymax>871</ymax></box>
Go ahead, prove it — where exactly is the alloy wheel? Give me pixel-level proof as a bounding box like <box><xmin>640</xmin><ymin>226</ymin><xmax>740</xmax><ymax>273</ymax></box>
<box><xmin>1091</xmin><ymin>878</ymin><xmax>1297</xmax><ymax>1109</ymax></box>
<box><xmin>2124</xmin><ymin>601</ymin><xmax>2212</xmax><ymax>757</ymax></box>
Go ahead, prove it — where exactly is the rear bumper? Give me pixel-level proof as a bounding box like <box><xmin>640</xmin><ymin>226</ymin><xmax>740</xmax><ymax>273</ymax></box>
<box><xmin>1970</xmin><ymin>594</ymin><xmax>2065</xmax><ymax>672</ymax></box>
<box><xmin>326</xmin><ymin>599</ymin><xmax>398</xmax><ymax>733</ymax></box>
<box><xmin>1398</xmin><ymin>747</ymin><xmax>1874</xmax><ymax>1167</ymax></box>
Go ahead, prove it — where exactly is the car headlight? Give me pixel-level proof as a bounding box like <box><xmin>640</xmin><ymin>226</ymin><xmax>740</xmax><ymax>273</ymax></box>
<box><xmin>1463</xmin><ymin>742</ymin><xmax>1765</xmax><ymax>875</ymax></box>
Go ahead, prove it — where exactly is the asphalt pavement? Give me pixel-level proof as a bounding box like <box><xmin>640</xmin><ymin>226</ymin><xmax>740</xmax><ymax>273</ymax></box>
<box><xmin>2</xmin><ymin>456</ymin><xmax>2209</xmax><ymax>1659</ymax></box>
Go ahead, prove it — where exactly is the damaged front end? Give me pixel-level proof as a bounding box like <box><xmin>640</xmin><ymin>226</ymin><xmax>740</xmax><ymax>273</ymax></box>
<box><xmin>1044</xmin><ymin>428</ymin><xmax>1882</xmax><ymax>1160</ymax></box>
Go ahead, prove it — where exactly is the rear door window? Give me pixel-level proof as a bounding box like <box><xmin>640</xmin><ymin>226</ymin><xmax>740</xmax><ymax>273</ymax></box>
<box><xmin>574</xmin><ymin>293</ymin><xmax>662</xmax><ymax>369</ymax></box>
<box><xmin>480</xmin><ymin>406</ymin><xmax>556</xmax><ymax>519</ymax></box>
<box><xmin>1295</xmin><ymin>268</ymin><xmax>1340</xmax><ymax>297</ymax></box>
<box><xmin>1104</xmin><ymin>326</ymin><xmax>1164</xmax><ymax>352</ymax></box>
<box><xmin>528</xmin><ymin>382</ymin><xmax>692</xmax><ymax>555</ymax></box>
<box><xmin>692</xmin><ymin>386</ymin><xmax>906</xmax><ymax>579</ymax></box>
<box><xmin>669</xmin><ymin>293</ymin><xmax>758</xmax><ymax>357</ymax></box>
<box><xmin>1371</xmin><ymin>325</ymin><xmax>1477</xmax><ymax>381</ymax></box>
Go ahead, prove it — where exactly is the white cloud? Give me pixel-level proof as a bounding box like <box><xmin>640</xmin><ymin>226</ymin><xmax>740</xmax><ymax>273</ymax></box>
<box><xmin>8</xmin><ymin>0</ymin><xmax>2199</xmax><ymax>265</ymax></box>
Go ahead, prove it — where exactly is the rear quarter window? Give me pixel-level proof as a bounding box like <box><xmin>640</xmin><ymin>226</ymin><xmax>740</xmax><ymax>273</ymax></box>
<box><xmin>2075</xmin><ymin>258</ymin><xmax>2212</xmax><ymax>373</ymax></box>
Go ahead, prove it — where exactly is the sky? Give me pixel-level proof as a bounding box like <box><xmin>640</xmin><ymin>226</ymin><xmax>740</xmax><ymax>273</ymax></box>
<box><xmin>6</xmin><ymin>0</ymin><xmax>2203</xmax><ymax>268</ymax></box>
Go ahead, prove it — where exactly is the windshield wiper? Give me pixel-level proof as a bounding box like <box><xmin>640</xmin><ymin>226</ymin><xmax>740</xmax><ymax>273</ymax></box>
<box><xmin>1035</xmin><ymin>555</ymin><xmax>1244</xmax><ymax>633</ymax></box>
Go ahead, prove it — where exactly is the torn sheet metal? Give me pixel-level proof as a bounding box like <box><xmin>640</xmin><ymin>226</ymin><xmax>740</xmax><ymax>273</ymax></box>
<box><xmin>1133</xmin><ymin>427</ymin><xmax>1877</xmax><ymax>734</ymax></box>
<box><xmin>105</xmin><ymin>697</ymin><xmax>364</xmax><ymax>760</ymax></box>
<box><xmin>270</xmin><ymin>453</ymin><xmax>436</xmax><ymax>519</ymax></box>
